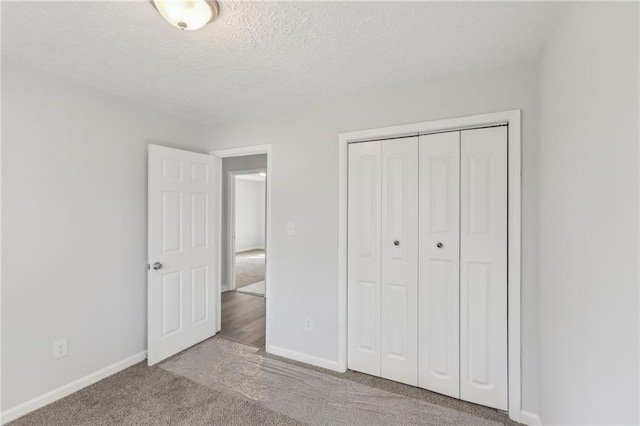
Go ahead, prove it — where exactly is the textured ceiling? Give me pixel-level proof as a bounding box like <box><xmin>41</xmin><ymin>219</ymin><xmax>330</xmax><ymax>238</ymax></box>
<box><xmin>2</xmin><ymin>1</ymin><xmax>563</xmax><ymax>123</ymax></box>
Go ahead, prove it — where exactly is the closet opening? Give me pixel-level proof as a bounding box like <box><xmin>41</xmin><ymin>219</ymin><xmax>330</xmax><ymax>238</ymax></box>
<box><xmin>337</xmin><ymin>110</ymin><xmax>522</xmax><ymax>423</ymax></box>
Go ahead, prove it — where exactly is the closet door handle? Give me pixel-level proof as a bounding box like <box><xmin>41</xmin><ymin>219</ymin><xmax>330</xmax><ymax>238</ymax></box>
<box><xmin>436</xmin><ymin>242</ymin><xmax>444</xmax><ymax>249</ymax></box>
<box><xmin>393</xmin><ymin>240</ymin><xmax>400</xmax><ymax>246</ymax></box>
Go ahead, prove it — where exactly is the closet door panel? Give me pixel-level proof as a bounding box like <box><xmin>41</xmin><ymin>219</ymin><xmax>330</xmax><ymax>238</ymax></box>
<box><xmin>381</xmin><ymin>137</ymin><xmax>419</xmax><ymax>386</ymax></box>
<box><xmin>418</xmin><ymin>131</ymin><xmax>460</xmax><ymax>398</ymax></box>
<box><xmin>460</xmin><ymin>126</ymin><xmax>508</xmax><ymax>410</ymax></box>
<box><xmin>348</xmin><ymin>141</ymin><xmax>382</xmax><ymax>376</ymax></box>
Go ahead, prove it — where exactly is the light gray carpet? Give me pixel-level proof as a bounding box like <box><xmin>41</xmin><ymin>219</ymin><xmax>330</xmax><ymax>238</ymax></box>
<box><xmin>235</xmin><ymin>249</ymin><xmax>265</xmax><ymax>290</ymax></box>
<box><xmin>11</xmin><ymin>337</ymin><xmax>520</xmax><ymax>425</ymax></box>
<box><xmin>10</xmin><ymin>359</ymin><xmax>301</xmax><ymax>426</ymax></box>
<box><xmin>161</xmin><ymin>338</ymin><xmax>512</xmax><ymax>426</ymax></box>
<box><xmin>236</xmin><ymin>280</ymin><xmax>265</xmax><ymax>296</ymax></box>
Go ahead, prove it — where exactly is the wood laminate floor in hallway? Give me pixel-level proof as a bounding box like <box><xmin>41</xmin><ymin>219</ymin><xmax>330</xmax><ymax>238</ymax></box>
<box><xmin>219</xmin><ymin>291</ymin><xmax>266</xmax><ymax>348</ymax></box>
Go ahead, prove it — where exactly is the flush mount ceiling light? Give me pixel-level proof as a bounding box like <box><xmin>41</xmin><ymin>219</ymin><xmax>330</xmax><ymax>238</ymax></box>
<box><xmin>151</xmin><ymin>0</ymin><xmax>219</xmax><ymax>31</ymax></box>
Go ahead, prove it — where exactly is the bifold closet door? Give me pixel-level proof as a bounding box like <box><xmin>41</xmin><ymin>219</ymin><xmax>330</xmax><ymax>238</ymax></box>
<box><xmin>347</xmin><ymin>141</ymin><xmax>382</xmax><ymax>376</ymax></box>
<box><xmin>418</xmin><ymin>131</ymin><xmax>460</xmax><ymax>398</ymax></box>
<box><xmin>460</xmin><ymin>126</ymin><xmax>508</xmax><ymax>410</ymax></box>
<box><xmin>348</xmin><ymin>128</ymin><xmax>507</xmax><ymax>411</ymax></box>
<box><xmin>380</xmin><ymin>137</ymin><xmax>419</xmax><ymax>386</ymax></box>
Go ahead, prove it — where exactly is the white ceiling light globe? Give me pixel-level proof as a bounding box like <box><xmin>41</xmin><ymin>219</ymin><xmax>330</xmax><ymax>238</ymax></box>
<box><xmin>152</xmin><ymin>0</ymin><xmax>219</xmax><ymax>31</ymax></box>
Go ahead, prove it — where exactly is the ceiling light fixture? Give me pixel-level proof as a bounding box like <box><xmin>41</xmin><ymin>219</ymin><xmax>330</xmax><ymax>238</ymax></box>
<box><xmin>151</xmin><ymin>0</ymin><xmax>219</xmax><ymax>31</ymax></box>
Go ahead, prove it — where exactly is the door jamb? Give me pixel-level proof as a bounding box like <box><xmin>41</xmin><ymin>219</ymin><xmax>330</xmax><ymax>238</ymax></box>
<box><xmin>227</xmin><ymin>168</ymin><xmax>267</xmax><ymax>291</ymax></box>
<box><xmin>337</xmin><ymin>110</ymin><xmax>522</xmax><ymax>423</ymax></box>
<box><xmin>210</xmin><ymin>145</ymin><xmax>272</xmax><ymax>348</ymax></box>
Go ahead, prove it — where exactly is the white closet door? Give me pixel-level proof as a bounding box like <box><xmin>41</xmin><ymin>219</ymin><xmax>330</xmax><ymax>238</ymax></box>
<box><xmin>418</xmin><ymin>131</ymin><xmax>460</xmax><ymax>398</ymax></box>
<box><xmin>348</xmin><ymin>141</ymin><xmax>382</xmax><ymax>376</ymax></box>
<box><xmin>381</xmin><ymin>137</ymin><xmax>419</xmax><ymax>386</ymax></box>
<box><xmin>460</xmin><ymin>126</ymin><xmax>508</xmax><ymax>410</ymax></box>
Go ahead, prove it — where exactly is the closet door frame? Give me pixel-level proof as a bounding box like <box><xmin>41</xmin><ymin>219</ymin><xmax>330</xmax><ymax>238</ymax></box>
<box><xmin>338</xmin><ymin>110</ymin><xmax>522</xmax><ymax>423</ymax></box>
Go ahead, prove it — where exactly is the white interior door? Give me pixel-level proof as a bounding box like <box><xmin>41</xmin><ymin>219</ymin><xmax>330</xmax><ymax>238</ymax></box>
<box><xmin>460</xmin><ymin>127</ymin><xmax>508</xmax><ymax>410</ymax></box>
<box><xmin>148</xmin><ymin>144</ymin><xmax>219</xmax><ymax>365</ymax></box>
<box><xmin>380</xmin><ymin>137</ymin><xmax>419</xmax><ymax>386</ymax></box>
<box><xmin>347</xmin><ymin>141</ymin><xmax>382</xmax><ymax>376</ymax></box>
<box><xmin>418</xmin><ymin>131</ymin><xmax>460</xmax><ymax>398</ymax></box>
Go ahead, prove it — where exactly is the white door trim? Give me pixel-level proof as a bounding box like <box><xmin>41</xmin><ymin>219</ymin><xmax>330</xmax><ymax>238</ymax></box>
<box><xmin>210</xmin><ymin>146</ymin><xmax>272</xmax><ymax>349</ymax></box>
<box><xmin>227</xmin><ymin>168</ymin><xmax>267</xmax><ymax>291</ymax></box>
<box><xmin>338</xmin><ymin>110</ymin><xmax>522</xmax><ymax>423</ymax></box>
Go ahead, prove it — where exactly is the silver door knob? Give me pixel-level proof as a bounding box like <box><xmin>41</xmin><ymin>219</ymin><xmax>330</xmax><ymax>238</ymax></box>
<box><xmin>393</xmin><ymin>240</ymin><xmax>400</xmax><ymax>246</ymax></box>
<box><xmin>152</xmin><ymin>262</ymin><xmax>163</xmax><ymax>270</ymax></box>
<box><xmin>436</xmin><ymin>242</ymin><xmax>443</xmax><ymax>249</ymax></box>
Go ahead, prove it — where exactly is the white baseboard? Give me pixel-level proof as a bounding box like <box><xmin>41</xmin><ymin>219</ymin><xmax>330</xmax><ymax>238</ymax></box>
<box><xmin>267</xmin><ymin>344</ymin><xmax>340</xmax><ymax>372</ymax></box>
<box><xmin>235</xmin><ymin>246</ymin><xmax>265</xmax><ymax>253</ymax></box>
<box><xmin>1</xmin><ymin>351</ymin><xmax>147</xmax><ymax>425</ymax></box>
<box><xmin>520</xmin><ymin>410</ymin><xmax>542</xmax><ymax>426</ymax></box>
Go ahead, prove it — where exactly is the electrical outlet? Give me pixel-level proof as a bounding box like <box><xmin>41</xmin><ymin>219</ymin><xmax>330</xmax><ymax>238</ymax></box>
<box><xmin>53</xmin><ymin>339</ymin><xmax>67</xmax><ymax>359</ymax></box>
<box><xmin>287</xmin><ymin>222</ymin><xmax>295</xmax><ymax>236</ymax></box>
<box><xmin>304</xmin><ymin>317</ymin><xmax>313</xmax><ymax>331</ymax></box>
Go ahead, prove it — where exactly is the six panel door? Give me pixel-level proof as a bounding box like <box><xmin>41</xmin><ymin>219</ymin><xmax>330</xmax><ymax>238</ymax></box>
<box><xmin>418</xmin><ymin>131</ymin><xmax>461</xmax><ymax>398</ymax></box>
<box><xmin>148</xmin><ymin>145</ymin><xmax>219</xmax><ymax>365</ymax></box>
<box><xmin>380</xmin><ymin>137</ymin><xmax>419</xmax><ymax>386</ymax></box>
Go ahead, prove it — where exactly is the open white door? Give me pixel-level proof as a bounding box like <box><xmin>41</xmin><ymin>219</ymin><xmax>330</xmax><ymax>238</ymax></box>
<box><xmin>147</xmin><ymin>144</ymin><xmax>219</xmax><ymax>365</ymax></box>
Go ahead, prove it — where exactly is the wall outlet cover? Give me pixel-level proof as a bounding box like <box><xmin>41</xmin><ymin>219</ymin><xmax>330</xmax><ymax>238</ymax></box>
<box><xmin>53</xmin><ymin>338</ymin><xmax>68</xmax><ymax>359</ymax></box>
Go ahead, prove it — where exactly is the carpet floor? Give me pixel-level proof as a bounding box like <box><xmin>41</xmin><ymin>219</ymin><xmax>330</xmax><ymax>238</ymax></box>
<box><xmin>10</xmin><ymin>358</ymin><xmax>299</xmax><ymax>426</ymax></box>
<box><xmin>11</xmin><ymin>337</ymin><xmax>520</xmax><ymax>426</ymax></box>
<box><xmin>235</xmin><ymin>249</ymin><xmax>265</xmax><ymax>292</ymax></box>
<box><xmin>235</xmin><ymin>280</ymin><xmax>265</xmax><ymax>296</ymax></box>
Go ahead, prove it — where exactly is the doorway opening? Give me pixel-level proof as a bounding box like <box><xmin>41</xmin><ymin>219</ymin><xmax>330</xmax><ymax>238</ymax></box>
<box><xmin>211</xmin><ymin>149</ymin><xmax>271</xmax><ymax>350</ymax></box>
<box><xmin>232</xmin><ymin>172</ymin><xmax>266</xmax><ymax>296</ymax></box>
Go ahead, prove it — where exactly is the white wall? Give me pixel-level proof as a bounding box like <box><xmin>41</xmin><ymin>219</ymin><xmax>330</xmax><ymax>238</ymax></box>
<box><xmin>235</xmin><ymin>178</ymin><xmax>266</xmax><ymax>252</ymax></box>
<box><xmin>537</xmin><ymin>3</ymin><xmax>639</xmax><ymax>425</ymax></box>
<box><xmin>205</xmin><ymin>62</ymin><xmax>541</xmax><ymax>413</ymax></box>
<box><xmin>1</xmin><ymin>61</ymin><xmax>209</xmax><ymax>412</ymax></box>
